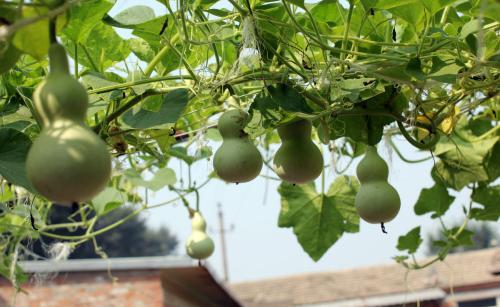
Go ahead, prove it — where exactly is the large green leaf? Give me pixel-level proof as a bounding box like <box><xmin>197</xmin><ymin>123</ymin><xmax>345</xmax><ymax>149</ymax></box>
<box><xmin>64</xmin><ymin>22</ymin><xmax>130</xmax><ymax>70</ymax></box>
<box><xmin>414</xmin><ymin>183</ymin><xmax>455</xmax><ymax>218</ymax></box>
<box><xmin>63</xmin><ymin>0</ymin><xmax>115</xmax><ymax>43</ymax></box>
<box><xmin>278</xmin><ymin>175</ymin><xmax>359</xmax><ymax>261</ymax></box>
<box><xmin>0</xmin><ymin>128</ymin><xmax>34</xmax><ymax>192</ymax></box>
<box><xmin>12</xmin><ymin>6</ymin><xmax>65</xmax><ymax>59</ymax></box>
<box><xmin>470</xmin><ymin>185</ymin><xmax>500</xmax><ymax>221</ymax></box>
<box><xmin>432</xmin><ymin>127</ymin><xmax>498</xmax><ymax>190</ymax></box>
<box><xmin>122</xmin><ymin>89</ymin><xmax>189</xmax><ymax>129</ymax></box>
<box><xmin>102</xmin><ymin>5</ymin><xmax>156</xmax><ymax>29</ymax></box>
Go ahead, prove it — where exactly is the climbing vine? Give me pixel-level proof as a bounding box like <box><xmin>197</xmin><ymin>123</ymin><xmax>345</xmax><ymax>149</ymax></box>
<box><xmin>0</xmin><ymin>0</ymin><xmax>498</xmax><ymax>290</ymax></box>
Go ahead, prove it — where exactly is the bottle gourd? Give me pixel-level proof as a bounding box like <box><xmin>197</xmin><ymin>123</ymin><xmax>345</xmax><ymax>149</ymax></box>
<box><xmin>213</xmin><ymin>109</ymin><xmax>263</xmax><ymax>183</ymax></box>
<box><xmin>26</xmin><ymin>43</ymin><xmax>111</xmax><ymax>204</ymax></box>
<box><xmin>273</xmin><ymin>119</ymin><xmax>323</xmax><ymax>184</ymax></box>
<box><xmin>355</xmin><ymin>146</ymin><xmax>400</xmax><ymax>224</ymax></box>
<box><xmin>185</xmin><ymin>211</ymin><xmax>215</xmax><ymax>260</ymax></box>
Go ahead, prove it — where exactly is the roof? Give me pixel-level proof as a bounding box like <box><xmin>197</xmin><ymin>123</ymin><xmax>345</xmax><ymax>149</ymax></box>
<box><xmin>17</xmin><ymin>256</ymin><xmax>242</xmax><ymax>307</ymax></box>
<box><xmin>19</xmin><ymin>255</ymin><xmax>194</xmax><ymax>273</ymax></box>
<box><xmin>229</xmin><ymin>247</ymin><xmax>500</xmax><ymax>307</ymax></box>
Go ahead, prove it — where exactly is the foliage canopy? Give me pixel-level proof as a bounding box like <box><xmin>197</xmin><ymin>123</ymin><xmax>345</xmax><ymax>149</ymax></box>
<box><xmin>0</xmin><ymin>0</ymin><xmax>498</xmax><ymax>289</ymax></box>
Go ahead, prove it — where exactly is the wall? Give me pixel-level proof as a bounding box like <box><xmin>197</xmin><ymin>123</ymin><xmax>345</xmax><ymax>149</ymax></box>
<box><xmin>0</xmin><ymin>270</ymin><xmax>164</xmax><ymax>307</ymax></box>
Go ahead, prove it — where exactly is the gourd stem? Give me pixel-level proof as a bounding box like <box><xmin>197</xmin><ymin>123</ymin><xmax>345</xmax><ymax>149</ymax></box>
<box><xmin>49</xmin><ymin>18</ymin><xmax>57</xmax><ymax>44</ymax></box>
<box><xmin>48</xmin><ymin>43</ymin><xmax>70</xmax><ymax>74</ymax></box>
<box><xmin>381</xmin><ymin>223</ymin><xmax>387</xmax><ymax>234</ymax></box>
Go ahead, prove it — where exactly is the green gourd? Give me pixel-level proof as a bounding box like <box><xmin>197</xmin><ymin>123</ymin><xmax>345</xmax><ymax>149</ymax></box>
<box><xmin>213</xmin><ymin>109</ymin><xmax>263</xmax><ymax>183</ymax></box>
<box><xmin>26</xmin><ymin>43</ymin><xmax>111</xmax><ymax>204</ymax></box>
<box><xmin>355</xmin><ymin>146</ymin><xmax>400</xmax><ymax>224</ymax></box>
<box><xmin>185</xmin><ymin>211</ymin><xmax>215</xmax><ymax>260</ymax></box>
<box><xmin>32</xmin><ymin>44</ymin><xmax>88</xmax><ymax>127</ymax></box>
<box><xmin>273</xmin><ymin>119</ymin><xmax>323</xmax><ymax>184</ymax></box>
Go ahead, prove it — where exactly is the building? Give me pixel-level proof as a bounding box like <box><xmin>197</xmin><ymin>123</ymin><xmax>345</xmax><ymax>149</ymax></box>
<box><xmin>229</xmin><ymin>247</ymin><xmax>500</xmax><ymax>307</ymax></box>
<box><xmin>0</xmin><ymin>256</ymin><xmax>241</xmax><ymax>307</ymax></box>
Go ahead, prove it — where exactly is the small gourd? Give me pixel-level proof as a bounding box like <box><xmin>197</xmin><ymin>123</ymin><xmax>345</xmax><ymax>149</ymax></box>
<box><xmin>273</xmin><ymin>119</ymin><xmax>323</xmax><ymax>184</ymax></box>
<box><xmin>26</xmin><ymin>43</ymin><xmax>111</xmax><ymax>204</ymax></box>
<box><xmin>213</xmin><ymin>109</ymin><xmax>263</xmax><ymax>183</ymax></box>
<box><xmin>355</xmin><ymin>146</ymin><xmax>400</xmax><ymax>225</ymax></box>
<box><xmin>185</xmin><ymin>211</ymin><xmax>215</xmax><ymax>260</ymax></box>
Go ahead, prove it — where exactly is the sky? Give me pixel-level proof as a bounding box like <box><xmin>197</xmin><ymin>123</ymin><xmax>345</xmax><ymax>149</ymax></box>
<box><xmin>106</xmin><ymin>0</ymin><xmax>497</xmax><ymax>283</ymax></box>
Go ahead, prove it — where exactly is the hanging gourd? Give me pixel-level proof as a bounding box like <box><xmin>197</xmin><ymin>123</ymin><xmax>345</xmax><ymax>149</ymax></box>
<box><xmin>213</xmin><ymin>109</ymin><xmax>263</xmax><ymax>183</ymax></box>
<box><xmin>273</xmin><ymin>119</ymin><xmax>324</xmax><ymax>184</ymax></box>
<box><xmin>354</xmin><ymin>145</ymin><xmax>400</xmax><ymax>232</ymax></box>
<box><xmin>26</xmin><ymin>43</ymin><xmax>111</xmax><ymax>204</ymax></box>
<box><xmin>185</xmin><ymin>211</ymin><xmax>215</xmax><ymax>260</ymax></box>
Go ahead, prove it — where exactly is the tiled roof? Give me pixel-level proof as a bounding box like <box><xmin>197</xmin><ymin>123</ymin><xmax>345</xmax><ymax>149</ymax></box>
<box><xmin>229</xmin><ymin>247</ymin><xmax>500</xmax><ymax>307</ymax></box>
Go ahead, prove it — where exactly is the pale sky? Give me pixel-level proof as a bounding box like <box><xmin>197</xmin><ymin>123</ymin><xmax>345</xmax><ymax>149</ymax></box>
<box><xmin>107</xmin><ymin>0</ymin><xmax>496</xmax><ymax>283</ymax></box>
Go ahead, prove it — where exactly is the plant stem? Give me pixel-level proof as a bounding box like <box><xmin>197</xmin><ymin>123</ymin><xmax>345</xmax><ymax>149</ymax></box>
<box><xmin>143</xmin><ymin>33</ymin><xmax>180</xmax><ymax>77</ymax></box>
<box><xmin>340</xmin><ymin>1</ymin><xmax>355</xmax><ymax>62</ymax></box>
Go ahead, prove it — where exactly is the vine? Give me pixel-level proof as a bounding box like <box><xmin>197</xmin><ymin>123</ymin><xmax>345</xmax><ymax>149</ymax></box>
<box><xmin>0</xmin><ymin>0</ymin><xmax>498</xmax><ymax>291</ymax></box>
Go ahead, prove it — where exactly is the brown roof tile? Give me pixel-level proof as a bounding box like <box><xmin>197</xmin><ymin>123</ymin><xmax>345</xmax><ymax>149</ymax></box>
<box><xmin>229</xmin><ymin>247</ymin><xmax>500</xmax><ymax>306</ymax></box>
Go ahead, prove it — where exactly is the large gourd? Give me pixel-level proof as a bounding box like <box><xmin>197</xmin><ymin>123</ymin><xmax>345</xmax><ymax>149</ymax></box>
<box><xmin>26</xmin><ymin>43</ymin><xmax>111</xmax><ymax>204</ymax></box>
<box><xmin>213</xmin><ymin>109</ymin><xmax>263</xmax><ymax>183</ymax></box>
<box><xmin>273</xmin><ymin>119</ymin><xmax>323</xmax><ymax>184</ymax></box>
<box><xmin>185</xmin><ymin>211</ymin><xmax>215</xmax><ymax>260</ymax></box>
<box><xmin>355</xmin><ymin>146</ymin><xmax>400</xmax><ymax>224</ymax></box>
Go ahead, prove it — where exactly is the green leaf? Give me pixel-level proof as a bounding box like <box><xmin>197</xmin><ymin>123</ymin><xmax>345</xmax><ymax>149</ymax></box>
<box><xmin>362</xmin><ymin>0</ymin><xmax>419</xmax><ymax>10</ymax></box>
<box><xmin>429</xmin><ymin>56</ymin><xmax>462</xmax><ymax>83</ymax></box>
<box><xmin>470</xmin><ymin>185</ymin><xmax>500</xmax><ymax>221</ymax></box>
<box><xmin>285</xmin><ymin>0</ymin><xmax>305</xmax><ymax>9</ymax></box>
<box><xmin>167</xmin><ymin>146</ymin><xmax>211</xmax><ymax>166</ymax></box>
<box><xmin>0</xmin><ymin>128</ymin><xmax>35</xmax><ymax>192</ymax></box>
<box><xmin>147</xmin><ymin>167</ymin><xmax>177</xmax><ymax>191</ymax></box>
<box><xmin>122</xmin><ymin>167</ymin><xmax>176</xmax><ymax>191</ymax></box>
<box><xmin>63</xmin><ymin>0</ymin><xmax>115</xmax><ymax>43</ymax></box>
<box><xmin>122</xmin><ymin>89</ymin><xmax>189</xmax><ymax>129</ymax></box>
<box><xmin>102</xmin><ymin>5</ymin><xmax>155</xmax><ymax>29</ymax></box>
<box><xmin>406</xmin><ymin>57</ymin><xmax>426</xmax><ymax>81</ymax></box>
<box><xmin>81</xmin><ymin>72</ymin><xmax>122</xmax><ymax>102</ymax></box>
<box><xmin>250</xmin><ymin>84</ymin><xmax>313</xmax><ymax>128</ymax></box>
<box><xmin>310</xmin><ymin>0</ymin><xmax>343</xmax><ymax>25</ymax></box>
<box><xmin>278</xmin><ymin>175</ymin><xmax>359</xmax><ymax>261</ymax></box>
<box><xmin>328</xmin><ymin>87</ymin><xmax>407</xmax><ymax>145</ymax></box>
<box><xmin>460</xmin><ymin>19</ymin><xmax>480</xmax><ymax>39</ymax></box>
<box><xmin>421</xmin><ymin>0</ymin><xmax>456</xmax><ymax>15</ymax></box>
<box><xmin>396</xmin><ymin>226</ymin><xmax>422</xmax><ymax>254</ymax></box>
<box><xmin>450</xmin><ymin>228</ymin><xmax>474</xmax><ymax>248</ymax></box>
<box><xmin>414</xmin><ymin>183</ymin><xmax>455</xmax><ymax>218</ymax></box>
<box><xmin>432</xmin><ymin>120</ymin><xmax>499</xmax><ymax>190</ymax></box>
<box><xmin>64</xmin><ymin>22</ymin><xmax>130</xmax><ymax>70</ymax></box>
<box><xmin>387</xmin><ymin>2</ymin><xmax>425</xmax><ymax>25</ymax></box>
<box><xmin>92</xmin><ymin>187</ymin><xmax>125</xmax><ymax>216</ymax></box>
<box><xmin>12</xmin><ymin>6</ymin><xmax>65</xmax><ymax>59</ymax></box>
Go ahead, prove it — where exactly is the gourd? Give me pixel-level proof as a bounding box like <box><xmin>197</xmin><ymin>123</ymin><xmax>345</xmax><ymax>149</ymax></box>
<box><xmin>213</xmin><ymin>109</ymin><xmax>263</xmax><ymax>183</ymax></box>
<box><xmin>273</xmin><ymin>119</ymin><xmax>323</xmax><ymax>184</ymax></box>
<box><xmin>26</xmin><ymin>43</ymin><xmax>111</xmax><ymax>204</ymax></box>
<box><xmin>185</xmin><ymin>211</ymin><xmax>215</xmax><ymax>260</ymax></box>
<box><xmin>355</xmin><ymin>146</ymin><xmax>400</xmax><ymax>226</ymax></box>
